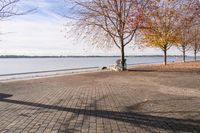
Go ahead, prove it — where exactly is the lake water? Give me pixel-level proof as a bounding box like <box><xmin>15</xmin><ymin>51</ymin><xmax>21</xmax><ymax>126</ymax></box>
<box><xmin>0</xmin><ymin>56</ymin><xmax>198</xmax><ymax>80</ymax></box>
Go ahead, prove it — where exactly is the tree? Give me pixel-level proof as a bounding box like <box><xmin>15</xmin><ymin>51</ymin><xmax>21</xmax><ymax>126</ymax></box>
<box><xmin>138</xmin><ymin>0</ymin><xmax>179</xmax><ymax>65</ymax></box>
<box><xmin>0</xmin><ymin>0</ymin><xmax>21</xmax><ymax>19</ymax></box>
<box><xmin>190</xmin><ymin>0</ymin><xmax>200</xmax><ymax>61</ymax></box>
<box><xmin>190</xmin><ymin>26</ymin><xmax>200</xmax><ymax>61</ymax></box>
<box><xmin>175</xmin><ymin>3</ymin><xmax>192</xmax><ymax>62</ymax></box>
<box><xmin>177</xmin><ymin>27</ymin><xmax>191</xmax><ymax>63</ymax></box>
<box><xmin>0</xmin><ymin>0</ymin><xmax>35</xmax><ymax>21</ymax></box>
<box><xmin>176</xmin><ymin>0</ymin><xmax>200</xmax><ymax>62</ymax></box>
<box><xmin>66</xmin><ymin>0</ymin><xmax>157</xmax><ymax>70</ymax></box>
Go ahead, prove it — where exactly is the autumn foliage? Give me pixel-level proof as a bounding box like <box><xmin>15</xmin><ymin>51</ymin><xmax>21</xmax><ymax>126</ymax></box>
<box><xmin>67</xmin><ymin>0</ymin><xmax>200</xmax><ymax>67</ymax></box>
<box><xmin>138</xmin><ymin>0</ymin><xmax>200</xmax><ymax>65</ymax></box>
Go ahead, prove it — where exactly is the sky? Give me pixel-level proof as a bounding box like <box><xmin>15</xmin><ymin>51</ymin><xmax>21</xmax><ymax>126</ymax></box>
<box><xmin>0</xmin><ymin>0</ymin><xmax>195</xmax><ymax>56</ymax></box>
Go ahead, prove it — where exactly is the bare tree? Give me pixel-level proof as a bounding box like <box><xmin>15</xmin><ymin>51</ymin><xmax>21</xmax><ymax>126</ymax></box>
<box><xmin>190</xmin><ymin>26</ymin><xmax>200</xmax><ymax>61</ymax></box>
<box><xmin>0</xmin><ymin>0</ymin><xmax>20</xmax><ymax>19</ymax></box>
<box><xmin>0</xmin><ymin>0</ymin><xmax>35</xmax><ymax>20</ymax></box>
<box><xmin>176</xmin><ymin>17</ymin><xmax>193</xmax><ymax>63</ymax></box>
<box><xmin>65</xmin><ymin>0</ymin><xmax>157</xmax><ymax>70</ymax></box>
<box><xmin>175</xmin><ymin>0</ymin><xmax>200</xmax><ymax>62</ymax></box>
<box><xmin>191</xmin><ymin>0</ymin><xmax>200</xmax><ymax>61</ymax></box>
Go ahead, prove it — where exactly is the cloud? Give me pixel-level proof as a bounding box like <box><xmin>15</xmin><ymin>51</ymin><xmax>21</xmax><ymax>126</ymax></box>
<box><xmin>0</xmin><ymin>0</ymin><xmax>191</xmax><ymax>56</ymax></box>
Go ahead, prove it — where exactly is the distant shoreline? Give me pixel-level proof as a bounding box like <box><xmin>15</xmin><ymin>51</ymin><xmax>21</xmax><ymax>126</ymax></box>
<box><xmin>0</xmin><ymin>55</ymin><xmax>194</xmax><ymax>58</ymax></box>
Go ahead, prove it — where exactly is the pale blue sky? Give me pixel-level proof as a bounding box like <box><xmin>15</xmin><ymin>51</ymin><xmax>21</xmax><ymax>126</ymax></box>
<box><xmin>0</xmin><ymin>0</ymin><xmax>193</xmax><ymax>56</ymax></box>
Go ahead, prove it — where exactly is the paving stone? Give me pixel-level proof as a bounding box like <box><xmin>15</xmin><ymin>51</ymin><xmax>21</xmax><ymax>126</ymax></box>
<box><xmin>0</xmin><ymin>71</ymin><xmax>200</xmax><ymax>132</ymax></box>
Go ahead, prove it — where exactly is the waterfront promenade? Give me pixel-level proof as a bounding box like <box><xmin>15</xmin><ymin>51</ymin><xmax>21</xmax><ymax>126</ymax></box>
<box><xmin>0</xmin><ymin>62</ymin><xmax>200</xmax><ymax>133</ymax></box>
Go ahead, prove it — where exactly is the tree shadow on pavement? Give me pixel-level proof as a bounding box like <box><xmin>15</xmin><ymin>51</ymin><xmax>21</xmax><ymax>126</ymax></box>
<box><xmin>0</xmin><ymin>93</ymin><xmax>200</xmax><ymax>132</ymax></box>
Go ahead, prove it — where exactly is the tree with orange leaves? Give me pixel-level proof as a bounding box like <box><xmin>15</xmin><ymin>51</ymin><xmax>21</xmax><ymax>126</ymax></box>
<box><xmin>138</xmin><ymin>0</ymin><xmax>179</xmax><ymax>65</ymax></box>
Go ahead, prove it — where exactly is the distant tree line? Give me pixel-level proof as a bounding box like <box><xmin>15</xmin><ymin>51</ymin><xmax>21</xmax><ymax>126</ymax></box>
<box><xmin>66</xmin><ymin>0</ymin><xmax>200</xmax><ymax>69</ymax></box>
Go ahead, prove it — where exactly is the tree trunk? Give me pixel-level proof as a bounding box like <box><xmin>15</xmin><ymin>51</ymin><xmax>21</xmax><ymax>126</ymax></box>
<box><xmin>119</xmin><ymin>10</ymin><xmax>125</xmax><ymax>71</ymax></box>
<box><xmin>163</xmin><ymin>46</ymin><xmax>167</xmax><ymax>65</ymax></box>
<box><xmin>121</xmin><ymin>41</ymin><xmax>125</xmax><ymax>71</ymax></box>
<box><xmin>194</xmin><ymin>49</ymin><xmax>197</xmax><ymax>62</ymax></box>
<box><xmin>183</xmin><ymin>46</ymin><xmax>186</xmax><ymax>62</ymax></box>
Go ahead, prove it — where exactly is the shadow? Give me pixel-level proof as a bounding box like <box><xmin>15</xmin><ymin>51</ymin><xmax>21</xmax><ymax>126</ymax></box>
<box><xmin>125</xmin><ymin>98</ymin><xmax>200</xmax><ymax>114</ymax></box>
<box><xmin>0</xmin><ymin>93</ymin><xmax>13</xmax><ymax>99</ymax></box>
<box><xmin>0</xmin><ymin>93</ymin><xmax>200</xmax><ymax>132</ymax></box>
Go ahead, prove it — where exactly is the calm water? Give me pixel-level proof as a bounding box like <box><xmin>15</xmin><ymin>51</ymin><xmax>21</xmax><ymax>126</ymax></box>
<box><xmin>0</xmin><ymin>56</ymin><xmax>198</xmax><ymax>80</ymax></box>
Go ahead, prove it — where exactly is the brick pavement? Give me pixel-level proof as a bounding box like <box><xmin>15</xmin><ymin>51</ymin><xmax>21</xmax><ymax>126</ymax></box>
<box><xmin>0</xmin><ymin>71</ymin><xmax>200</xmax><ymax>133</ymax></box>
